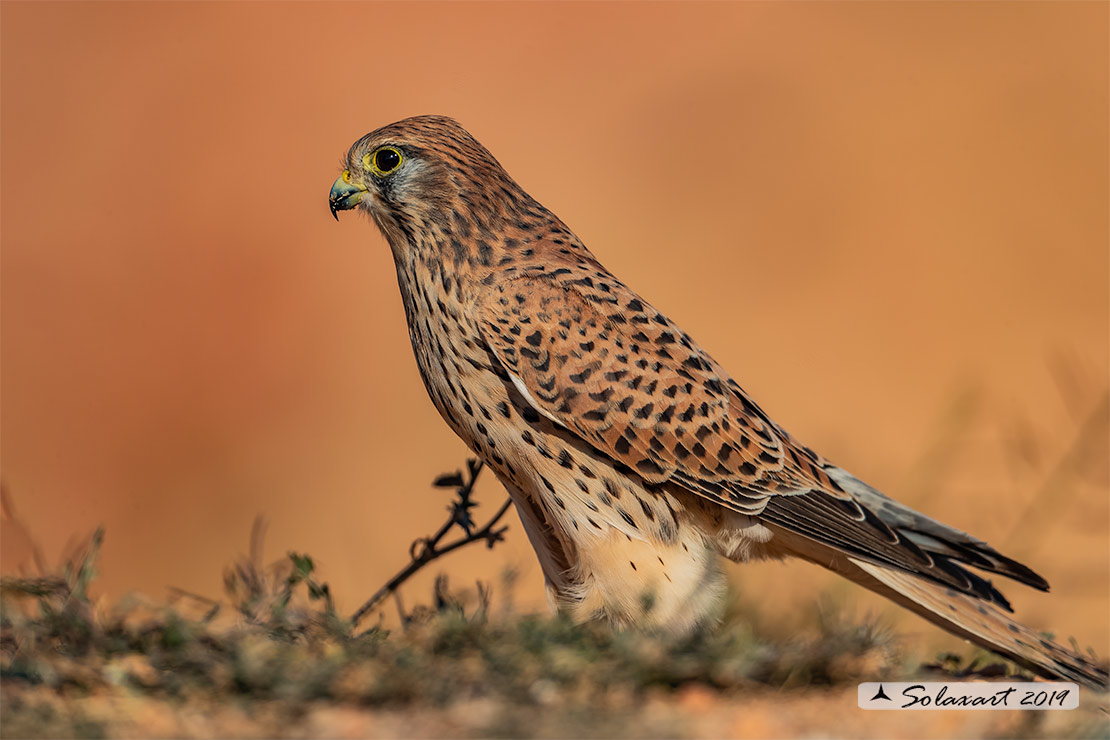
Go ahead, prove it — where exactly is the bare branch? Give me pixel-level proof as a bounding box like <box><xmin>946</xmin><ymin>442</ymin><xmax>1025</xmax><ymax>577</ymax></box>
<box><xmin>350</xmin><ymin>459</ymin><xmax>512</xmax><ymax>630</ymax></box>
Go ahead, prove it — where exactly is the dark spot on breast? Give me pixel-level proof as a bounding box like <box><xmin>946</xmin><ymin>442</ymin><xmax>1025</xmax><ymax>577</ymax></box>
<box><xmin>572</xmin><ymin>466</ymin><xmax>595</xmax><ymax>482</ymax></box>
<box><xmin>449</xmin><ymin>237</ymin><xmax>468</xmax><ymax>263</ymax></box>
<box><xmin>618</xmin><ymin>509</ymin><xmax>637</xmax><ymax>528</ymax></box>
<box><xmin>603</xmin><ymin>478</ymin><xmax>622</xmax><ymax>499</ymax></box>
<box><xmin>476</xmin><ymin>240</ymin><xmax>492</xmax><ymax>265</ymax></box>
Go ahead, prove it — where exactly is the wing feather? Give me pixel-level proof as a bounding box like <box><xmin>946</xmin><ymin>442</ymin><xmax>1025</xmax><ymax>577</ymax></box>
<box><xmin>478</xmin><ymin>268</ymin><xmax>1048</xmax><ymax>604</ymax></box>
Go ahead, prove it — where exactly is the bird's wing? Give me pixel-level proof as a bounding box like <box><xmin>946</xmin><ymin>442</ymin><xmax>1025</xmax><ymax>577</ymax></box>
<box><xmin>478</xmin><ymin>271</ymin><xmax>806</xmax><ymax>510</ymax></box>
<box><xmin>477</xmin><ymin>270</ymin><xmax>1041</xmax><ymax>604</ymax></box>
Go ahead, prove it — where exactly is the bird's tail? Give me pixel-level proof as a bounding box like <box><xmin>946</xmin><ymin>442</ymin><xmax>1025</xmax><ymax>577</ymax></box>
<box><xmin>842</xmin><ymin>555</ymin><xmax>1108</xmax><ymax>689</ymax></box>
<box><xmin>763</xmin><ymin>528</ymin><xmax>1107</xmax><ymax>688</ymax></box>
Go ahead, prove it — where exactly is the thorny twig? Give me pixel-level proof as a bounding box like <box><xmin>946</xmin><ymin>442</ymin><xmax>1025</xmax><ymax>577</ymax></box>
<box><xmin>349</xmin><ymin>459</ymin><xmax>511</xmax><ymax>630</ymax></box>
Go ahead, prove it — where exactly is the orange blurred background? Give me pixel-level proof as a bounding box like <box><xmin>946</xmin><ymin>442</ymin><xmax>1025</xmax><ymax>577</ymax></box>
<box><xmin>2</xmin><ymin>3</ymin><xmax>1106</xmax><ymax>656</ymax></box>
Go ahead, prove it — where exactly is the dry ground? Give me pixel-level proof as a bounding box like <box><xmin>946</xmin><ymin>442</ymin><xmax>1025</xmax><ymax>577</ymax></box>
<box><xmin>2</xmin><ymin>528</ymin><xmax>1106</xmax><ymax>740</ymax></box>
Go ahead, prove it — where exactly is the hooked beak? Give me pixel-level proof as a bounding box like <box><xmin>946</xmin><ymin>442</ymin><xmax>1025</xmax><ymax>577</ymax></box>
<box><xmin>329</xmin><ymin>169</ymin><xmax>368</xmax><ymax>221</ymax></box>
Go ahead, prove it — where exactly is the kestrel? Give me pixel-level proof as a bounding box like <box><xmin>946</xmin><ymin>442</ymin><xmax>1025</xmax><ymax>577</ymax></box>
<box><xmin>330</xmin><ymin>116</ymin><xmax>1106</xmax><ymax>687</ymax></box>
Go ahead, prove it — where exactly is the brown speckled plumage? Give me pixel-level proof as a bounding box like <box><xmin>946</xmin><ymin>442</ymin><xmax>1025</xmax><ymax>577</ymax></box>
<box><xmin>329</xmin><ymin>115</ymin><xmax>1106</xmax><ymax>688</ymax></box>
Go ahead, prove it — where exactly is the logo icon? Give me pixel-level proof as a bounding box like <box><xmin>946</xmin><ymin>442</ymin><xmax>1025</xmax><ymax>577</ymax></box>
<box><xmin>870</xmin><ymin>684</ymin><xmax>892</xmax><ymax>702</ymax></box>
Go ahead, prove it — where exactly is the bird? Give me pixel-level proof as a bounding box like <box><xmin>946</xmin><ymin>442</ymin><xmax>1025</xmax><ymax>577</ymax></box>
<box><xmin>329</xmin><ymin>115</ymin><xmax>1107</xmax><ymax>688</ymax></box>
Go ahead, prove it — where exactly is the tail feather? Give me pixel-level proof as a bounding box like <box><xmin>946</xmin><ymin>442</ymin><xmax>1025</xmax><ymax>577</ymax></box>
<box><xmin>768</xmin><ymin>528</ymin><xmax>1107</xmax><ymax>689</ymax></box>
<box><xmin>849</xmin><ymin>557</ymin><xmax>1108</xmax><ymax>689</ymax></box>
<box><xmin>824</xmin><ymin>465</ymin><xmax>1051</xmax><ymax>591</ymax></box>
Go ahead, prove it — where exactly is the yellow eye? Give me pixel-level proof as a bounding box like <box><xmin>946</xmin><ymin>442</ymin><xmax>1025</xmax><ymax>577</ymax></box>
<box><xmin>363</xmin><ymin>146</ymin><xmax>403</xmax><ymax>177</ymax></box>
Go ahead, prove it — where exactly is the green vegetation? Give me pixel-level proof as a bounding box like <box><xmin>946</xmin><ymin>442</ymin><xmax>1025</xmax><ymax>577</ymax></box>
<box><xmin>1</xmin><ymin>461</ymin><xmax>1104</xmax><ymax>738</ymax></box>
<box><xmin>0</xmin><ymin>525</ymin><xmax>904</xmax><ymax>732</ymax></box>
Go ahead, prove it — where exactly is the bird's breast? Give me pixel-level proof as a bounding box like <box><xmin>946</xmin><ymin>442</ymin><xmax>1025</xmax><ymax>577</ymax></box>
<box><xmin>394</xmin><ymin>263</ymin><xmax>508</xmax><ymax>445</ymax></box>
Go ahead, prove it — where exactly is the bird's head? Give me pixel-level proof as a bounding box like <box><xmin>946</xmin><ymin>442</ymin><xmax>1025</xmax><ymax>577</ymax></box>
<box><xmin>329</xmin><ymin>115</ymin><xmax>545</xmax><ymax>266</ymax></box>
